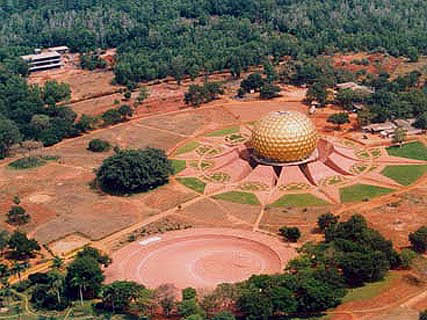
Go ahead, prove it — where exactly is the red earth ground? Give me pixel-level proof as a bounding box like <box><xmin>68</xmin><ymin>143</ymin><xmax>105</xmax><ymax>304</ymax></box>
<box><xmin>2</xmin><ymin>57</ymin><xmax>427</xmax><ymax>319</ymax></box>
<box><xmin>104</xmin><ymin>228</ymin><xmax>296</xmax><ymax>291</ymax></box>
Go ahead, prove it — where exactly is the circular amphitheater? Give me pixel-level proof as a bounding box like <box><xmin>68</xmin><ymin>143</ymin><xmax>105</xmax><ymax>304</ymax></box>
<box><xmin>104</xmin><ymin>228</ymin><xmax>296</xmax><ymax>290</ymax></box>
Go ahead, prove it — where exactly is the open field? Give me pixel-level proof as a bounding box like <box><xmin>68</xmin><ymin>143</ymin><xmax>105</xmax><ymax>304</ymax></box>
<box><xmin>2</xmin><ymin>66</ymin><xmax>427</xmax><ymax>319</ymax></box>
<box><xmin>387</xmin><ymin>142</ymin><xmax>427</xmax><ymax>161</ymax></box>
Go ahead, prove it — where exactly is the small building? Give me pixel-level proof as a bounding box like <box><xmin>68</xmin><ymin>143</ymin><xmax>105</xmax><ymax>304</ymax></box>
<box><xmin>362</xmin><ymin>122</ymin><xmax>396</xmax><ymax>133</ymax></box>
<box><xmin>21</xmin><ymin>51</ymin><xmax>62</xmax><ymax>72</ymax></box>
<box><xmin>48</xmin><ymin>46</ymin><xmax>69</xmax><ymax>54</ymax></box>
<box><xmin>336</xmin><ymin>82</ymin><xmax>374</xmax><ymax>94</ymax></box>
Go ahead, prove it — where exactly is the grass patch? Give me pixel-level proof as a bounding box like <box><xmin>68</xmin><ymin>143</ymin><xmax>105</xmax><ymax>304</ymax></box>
<box><xmin>8</xmin><ymin>156</ymin><xmax>46</xmax><ymax>170</ymax></box>
<box><xmin>213</xmin><ymin>191</ymin><xmax>260</xmax><ymax>205</ymax></box>
<box><xmin>205</xmin><ymin>126</ymin><xmax>239</xmax><ymax>137</ymax></box>
<box><xmin>171</xmin><ymin>159</ymin><xmax>186</xmax><ymax>174</ymax></box>
<box><xmin>386</xmin><ymin>142</ymin><xmax>427</xmax><ymax>161</ymax></box>
<box><xmin>382</xmin><ymin>165</ymin><xmax>427</xmax><ymax>186</ymax></box>
<box><xmin>340</xmin><ymin>184</ymin><xmax>394</xmax><ymax>203</ymax></box>
<box><xmin>342</xmin><ymin>272</ymin><xmax>397</xmax><ymax>303</ymax></box>
<box><xmin>177</xmin><ymin>177</ymin><xmax>206</xmax><ymax>193</ymax></box>
<box><xmin>269</xmin><ymin>193</ymin><xmax>329</xmax><ymax>208</ymax></box>
<box><xmin>174</xmin><ymin>141</ymin><xmax>200</xmax><ymax>155</ymax></box>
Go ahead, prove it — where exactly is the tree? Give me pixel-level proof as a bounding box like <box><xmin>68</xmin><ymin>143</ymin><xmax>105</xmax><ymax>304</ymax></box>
<box><xmin>77</xmin><ymin>246</ymin><xmax>111</xmax><ymax>267</ymax></box>
<box><xmin>409</xmin><ymin>226</ymin><xmax>427</xmax><ymax>253</ymax></box>
<box><xmin>279</xmin><ymin>226</ymin><xmax>301</xmax><ymax>242</ymax></box>
<box><xmin>182</xmin><ymin>287</ymin><xmax>197</xmax><ymax>300</ymax></box>
<box><xmin>212</xmin><ymin>311</ymin><xmax>236</xmax><ymax>320</ymax></box>
<box><xmin>240</xmin><ymin>73</ymin><xmax>264</xmax><ymax>93</ymax></box>
<box><xmin>88</xmin><ymin>139</ymin><xmax>111</xmax><ymax>152</ymax></box>
<box><xmin>259</xmin><ymin>83</ymin><xmax>281</xmax><ymax>99</ymax></box>
<box><xmin>263</xmin><ymin>61</ymin><xmax>278</xmax><ymax>83</ymax></box>
<box><xmin>8</xmin><ymin>231</ymin><xmax>40</xmax><ymax>260</ymax></box>
<box><xmin>171</xmin><ymin>56</ymin><xmax>186</xmax><ymax>85</ymax></box>
<box><xmin>317</xmin><ymin>213</ymin><xmax>339</xmax><ymax>233</ymax></box>
<box><xmin>184</xmin><ymin>82</ymin><xmax>224</xmax><ymax>107</ymax></box>
<box><xmin>339</xmin><ymin>250</ymin><xmax>389</xmax><ymax>286</ymax></box>
<box><xmin>327</xmin><ymin>112</ymin><xmax>350</xmax><ymax>130</ymax></box>
<box><xmin>102</xmin><ymin>109</ymin><xmax>122</xmax><ymax>126</ymax></box>
<box><xmin>136</xmin><ymin>87</ymin><xmax>150</xmax><ymax>104</ymax></box>
<box><xmin>6</xmin><ymin>205</ymin><xmax>30</xmax><ymax>225</ymax></box>
<box><xmin>306</xmin><ymin>82</ymin><xmax>328</xmax><ymax>106</ymax></box>
<box><xmin>11</xmin><ymin>262</ymin><xmax>28</xmax><ymax>282</ymax></box>
<box><xmin>420</xmin><ymin>310</ymin><xmax>427</xmax><ymax>320</ymax></box>
<box><xmin>415</xmin><ymin>112</ymin><xmax>427</xmax><ymax>129</ymax></box>
<box><xmin>178</xmin><ymin>298</ymin><xmax>204</xmax><ymax>318</ymax></box>
<box><xmin>102</xmin><ymin>281</ymin><xmax>149</xmax><ymax>313</ymax></box>
<box><xmin>75</xmin><ymin>114</ymin><xmax>96</xmax><ymax>133</ymax></box>
<box><xmin>392</xmin><ymin>127</ymin><xmax>407</xmax><ymax>147</ymax></box>
<box><xmin>123</xmin><ymin>91</ymin><xmax>132</xmax><ymax>100</ymax></box>
<box><xmin>357</xmin><ymin>109</ymin><xmax>373</xmax><ymax>127</ymax></box>
<box><xmin>400</xmin><ymin>249</ymin><xmax>417</xmax><ymax>269</ymax></box>
<box><xmin>154</xmin><ymin>284</ymin><xmax>177</xmax><ymax>316</ymax></box>
<box><xmin>0</xmin><ymin>231</ymin><xmax>9</xmax><ymax>256</ymax></box>
<box><xmin>0</xmin><ymin>117</ymin><xmax>22</xmax><ymax>159</ymax></box>
<box><xmin>42</xmin><ymin>80</ymin><xmax>71</xmax><ymax>104</ymax></box>
<box><xmin>118</xmin><ymin>105</ymin><xmax>133</xmax><ymax>120</ymax></box>
<box><xmin>52</xmin><ymin>256</ymin><xmax>64</xmax><ymax>270</ymax></box>
<box><xmin>96</xmin><ymin>148</ymin><xmax>173</xmax><ymax>195</ymax></box>
<box><xmin>65</xmin><ymin>256</ymin><xmax>105</xmax><ymax>304</ymax></box>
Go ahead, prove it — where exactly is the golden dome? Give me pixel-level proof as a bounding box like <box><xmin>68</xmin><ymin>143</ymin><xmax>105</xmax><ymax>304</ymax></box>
<box><xmin>251</xmin><ymin>111</ymin><xmax>318</xmax><ymax>163</ymax></box>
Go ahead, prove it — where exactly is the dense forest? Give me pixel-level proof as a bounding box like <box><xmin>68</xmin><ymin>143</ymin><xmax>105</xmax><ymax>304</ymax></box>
<box><xmin>1</xmin><ymin>0</ymin><xmax>426</xmax><ymax>85</ymax></box>
<box><xmin>0</xmin><ymin>0</ymin><xmax>426</xmax><ymax>156</ymax></box>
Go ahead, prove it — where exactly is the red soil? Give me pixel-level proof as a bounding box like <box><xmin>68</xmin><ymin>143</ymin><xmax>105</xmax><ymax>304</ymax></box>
<box><xmin>104</xmin><ymin>228</ymin><xmax>296</xmax><ymax>291</ymax></box>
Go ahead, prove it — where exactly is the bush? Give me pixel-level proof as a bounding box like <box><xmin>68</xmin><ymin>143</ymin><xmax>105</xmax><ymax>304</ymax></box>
<box><xmin>96</xmin><ymin>148</ymin><xmax>173</xmax><ymax>195</ymax></box>
<box><xmin>409</xmin><ymin>226</ymin><xmax>427</xmax><ymax>253</ymax></box>
<box><xmin>102</xmin><ymin>109</ymin><xmax>122</xmax><ymax>126</ymax></box>
<box><xmin>8</xmin><ymin>157</ymin><xmax>46</xmax><ymax>170</ymax></box>
<box><xmin>400</xmin><ymin>248</ymin><xmax>417</xmax><ymax>269</ymax></box>
<box><xmin>260</xmin><ymin>83</ymin><xmax>281</xmax><ymax>99</ymax></box>
<box><xmin>7</xmin><ymin>205</ymin><xmax>30</xmax><ymax>225</ymax></box>
<box><xmin>87</xmin><ymin>139</ymin><xmax>111</xmax><ymax>152</ymax></box>
<box><xmin>420</xmin><ymin>310</ymin><xmax>427</xmax><ymax>320</ymax></box>
<box><xmin>279</xmin><ymin>226</ymin><xmax>301</xmax><ymax>242</ymax></box>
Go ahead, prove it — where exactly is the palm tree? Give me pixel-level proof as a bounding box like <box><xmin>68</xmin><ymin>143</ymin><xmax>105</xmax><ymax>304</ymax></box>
<box><xmin>70</xmin><ymin>275</ymin><xmax>86</xmax><ymax>306</ymax></box>
<box><xmin>52</xmin><ymin>256</ymin><xmax>64</xmax><ymax>270</ymax></box>
<box><xmin>11</xmin><ymin>262</ymin><xmax>27</xmax><ymax>282</ymax></box>
<box><xmin>48</xmin><ymin>271</ymin><xmax>64</xmax><ymax>304</ymax></box>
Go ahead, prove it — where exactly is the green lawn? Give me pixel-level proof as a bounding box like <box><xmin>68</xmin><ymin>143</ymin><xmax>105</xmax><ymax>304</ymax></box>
<box><xmin>177</xmin><ymin>177</ymin><xmax>206</xmax><ymax>193</ymax></box>
<box><xmin>340</xmin><ymin>184</ymin><xmax>394</xmax><ymax>203</ymax></box>
<box><xmin>174</xmin><ymin>141</ymin><xmax>200</xmax><ymax>155</ymax></box>
<box><xmin>381</xmin><ymin>165</ymin><xmax>427</xmax><ymax>186</ymax></box>
<box><xmin>213</xmin><ymin>191</ymin><xmax>260</xmax><ymax>205</ymax></box>
<box><xmin>342</xmin><ymin>272</ymin><xmax>397</xmax><ymax>303</ymax></box>
<box><xmin>205</xmin><ymin>126</ymin><xmax>239</xmax><ymax>137</ymax></box>
<box><xmin>386</xmin><ymin>141</ymin><xmax>427</xmax><ymax>161</ymax></box>
<box><xmin>171</xmin><ymin>159</ymin><xmax>186</xmax><ymax>174</ymax></box>
<box><xmin>269</xmin><ymin>193</ymin><xmax>329</xmax><ymax>208</ymax></box>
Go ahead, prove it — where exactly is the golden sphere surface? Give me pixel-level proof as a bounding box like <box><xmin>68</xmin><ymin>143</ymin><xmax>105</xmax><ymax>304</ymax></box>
<box><xmin>251</xmin><ymin>111</ymin><xmax>318</xmax><ymax>163</ymax></box>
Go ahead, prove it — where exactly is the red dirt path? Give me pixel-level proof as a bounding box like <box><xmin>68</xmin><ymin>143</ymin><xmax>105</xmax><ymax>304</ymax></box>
<box><xmin>104</xmin><ymin>228</ymin><xmax>296</xmax><ymax>291</ymax></box>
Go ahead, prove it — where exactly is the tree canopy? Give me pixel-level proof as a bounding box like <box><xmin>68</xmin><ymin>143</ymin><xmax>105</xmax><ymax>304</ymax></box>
<box><xmin>96</xmin><ymin>148</ymin><xmax>173</xmax><ymax>195</ymax></box>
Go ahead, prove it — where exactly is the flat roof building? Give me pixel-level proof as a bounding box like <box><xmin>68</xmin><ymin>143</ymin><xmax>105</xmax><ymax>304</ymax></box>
<box><xmin>21</xmin><ymin>51</ymin><xmax>62</xmax><ymax>72</ymax></box>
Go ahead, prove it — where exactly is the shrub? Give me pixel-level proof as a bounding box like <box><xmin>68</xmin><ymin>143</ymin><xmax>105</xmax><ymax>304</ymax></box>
<box><xmin>87</xmin><ymin>139</ymin><xmax>111</xmax><ymax>152</ymax></box>
<box><xmin>8</xmin><ymin>156</ymin><xmax>45</xmax><ymax>170</ymax></box>
<box><xmin>96</xmin><ymin>148</ymin><xmax>173</xmax><ymax>195</ymax></box>
<box><xmin>409</xmin><ymin>226</ymin><xmax>427</xmax><ymax>253</ymax></box>
<box><xmin>400</xmin><ymin>248</ymin><xmax>417</xmax><ymax>269</ymax></box>
<box><xmin>7</xmin><ymin>205</ymin><xmax>30</xmax><ymax>225</ymax></box>
<box><xmin>260</xmin><ymin>83</ymin><xmax>281</xmax><ymax>99</ymax></box>
<box><xmin>317</xmin><ymin>213</ymin><xmax>339</xmax><ymax>233</ymax></box>
<box><xmin>279</xmin><ymin>226</ymin><xmax>301</xmax><ymax>242</ymax></box>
